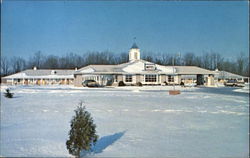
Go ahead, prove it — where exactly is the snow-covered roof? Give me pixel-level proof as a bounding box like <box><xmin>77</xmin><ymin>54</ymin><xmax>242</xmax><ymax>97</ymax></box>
<box><xmin>214</xmin><ymin>70</ymin><xmax>248</xmax><ymax>79</ymax></box>
<box><xmin>76</xmin><ymin>60</ymin><xmax>214</xmax><ymax>75</ymax></box>
<box><xmin>75</xmin><ymin>60</ymin><xmax>172</xmax><ymax>74</ymax></box>
<box><xmin>3</xmin><ymin>69</ymin><xmax>75</xmax><ymax>79</ymax></box>
<box><xmin>174</xmin><ymin>66</ymin><xmax>214</xmax><ymax>75</ymax></box>
<box><xmin>4</xmin><ymin>61</ymin><xmax>215</xmax><ymax>79</ymax></box>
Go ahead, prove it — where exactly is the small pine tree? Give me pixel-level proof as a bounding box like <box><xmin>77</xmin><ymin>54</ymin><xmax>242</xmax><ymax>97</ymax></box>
<box><xmin>66</xmin><ymin>102</ymin><xmax>98</xmax><ymax>157</ymax></box>
<box><xmin>136</xmin><ymin>82</ymin><xmax>143</xmax><ymax>87</ymax></box>
<box><xmin>4</xmin><ymin>89</ymin><xmax>13</xmax><ymax>98</ymax></box>
<box><xmin>118</xmin><ymin>81</ymin><xmax>126</xmax><ymax>86</ymax></box>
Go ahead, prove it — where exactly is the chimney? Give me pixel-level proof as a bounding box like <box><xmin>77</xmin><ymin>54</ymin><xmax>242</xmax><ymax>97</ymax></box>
<box><xmin>33</xmin><ymin>66</ymin><xmax>37</xmax><ymax>70</ymax></box>
<box><xmin>75</xmin><ymin>67</ymin><xmax>78</xmax><ymax>71</ymax></box>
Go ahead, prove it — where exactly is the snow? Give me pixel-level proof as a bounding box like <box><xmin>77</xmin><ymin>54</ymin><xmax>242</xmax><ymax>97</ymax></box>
<box><xmin>234</xmin><ymin>83</ymin><xmax>250</xmax><ymax>93</ymax></box>
<box><xmin>80</xmin><ymin>67</ymin><xmax>95</xmax><ymax>73</ymax></box>
<box><xmin>0</xmin><ymin>85</ymin><xmax>249</xmax><ymax>157</ymax></box>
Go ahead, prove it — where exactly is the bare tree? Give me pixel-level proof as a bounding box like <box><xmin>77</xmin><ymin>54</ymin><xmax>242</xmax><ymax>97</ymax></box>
<box><xmin>43</xmin><ymin>55</ymin><xmax>59</xmax><ymax>69</ymax></box>
<box><xmin>11</xmin><ymin>57</ymin><xmax>26</xmax><ymax>73</ymax></box>
<box><xmin>161</xmin><ymin>53</ymin><xmax>171</xmax><ymax>65</ymax></box>
<box><xmin>183</xmin><ymin>52</ymin><xmax>195</xmax><ymax>66</ymax></box>
<box><xmin>193</xmin><ymin>56</ymin><xmax>202</xmax><ymax>67</ymax></box>
<box><xmin>243</xmin><ymin>56</ymin><xmax>249</xmax><ymax>77</ymax></box>
<box><xmin>33</xmin><ymin>51</ymin><xmax>44</xmax><ymax>68</ymax></box>
<box><xmin>1</xmin><ymin>56</ymin><xmax>10</xmax><ymax>76</ymax></box>
<box><xmin>214</xmin><ymin>53</ymin><xmax>224</xmax><ymax>70</ymax></box>
<box><xmin>119</xmin><ymin>52</ymin><xmax>129</xmax><ymax>63</ymax></box>
<box><xmin>236</xmin><ymin>52</ymin><xmax>245</xmax><ymax>75</ymax></box>
<box><xmin>4</xmin><ymin>49</ymin><xmax>248</xmax><ymax>77</ymax></box>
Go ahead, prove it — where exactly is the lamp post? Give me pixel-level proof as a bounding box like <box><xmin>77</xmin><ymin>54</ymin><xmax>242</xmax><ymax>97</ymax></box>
<box><xmin>172</xmin><ymin>56</ymin><xmax>175</xmax><ymax>90</ymax></box>
<box><xmin>172</xmin><ymin>52</ymin><xmax>180</xmax><ymax>90</ymax></box>
<box><xmin>169</xmin><ymin>52</ymin><xmax>181</xmax><ymax>95</ymax></box>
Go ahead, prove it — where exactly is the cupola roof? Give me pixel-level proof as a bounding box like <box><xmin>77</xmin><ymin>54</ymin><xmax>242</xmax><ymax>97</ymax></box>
<box><xmin>131</xmin><ymin>43</ymin><xmax>139</xmax><ymax>49</ymax></box>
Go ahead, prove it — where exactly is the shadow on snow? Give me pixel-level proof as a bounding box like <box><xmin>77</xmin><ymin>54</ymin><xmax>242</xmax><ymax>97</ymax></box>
<box><xmin>93</xmin><ymin>131</ymin><xmax>126</xmax><ymax>153</ymax></box>
<box><xmin>81</xmin><ymin>131</ymin><xmax>126</xmax><ymax>157</ymax></box>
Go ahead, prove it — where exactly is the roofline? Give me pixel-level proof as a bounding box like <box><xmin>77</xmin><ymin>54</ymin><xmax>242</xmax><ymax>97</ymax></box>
<box><xmin>75</xmin><ymin>72</ymin><xmax>214</xmax><ymax>75</ymax></box>
<box><xmin>3</xmin><ymin>76</ymin><xmax>74</xmax><ymax>79</ymax></box>
<box><xmin>25</xmin><ymin>68</ymin><xmax>76</xmax><ymax>70</ymax></box>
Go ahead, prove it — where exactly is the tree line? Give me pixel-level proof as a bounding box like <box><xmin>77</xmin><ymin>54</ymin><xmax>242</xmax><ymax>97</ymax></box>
<box><xmin>1</xmin><ymin>51</ymin><xmax>249</xmax><ymax>77</ymax></box>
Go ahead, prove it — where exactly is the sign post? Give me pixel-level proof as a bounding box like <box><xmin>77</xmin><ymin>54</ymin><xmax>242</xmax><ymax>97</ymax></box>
<box><xmin>169</xmin><ymin>53</ymin><xmax>181</xmax><ymax>95</ymax></box>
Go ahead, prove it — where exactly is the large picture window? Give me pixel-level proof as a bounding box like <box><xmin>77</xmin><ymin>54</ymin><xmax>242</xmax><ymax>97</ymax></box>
<box><xmin>168</xmin><ymin>75</ymin><xmax>174</xmax><ymax>82</ymax></box>
<box><xmin>145</xmin><ymin>75</ymin><xmax>157</xmax><ymax>82</ymax></box>
<box><xmin>125</xmin><ymin>75</ymin><xmax>132</xmax><ymax>82</ymax></box>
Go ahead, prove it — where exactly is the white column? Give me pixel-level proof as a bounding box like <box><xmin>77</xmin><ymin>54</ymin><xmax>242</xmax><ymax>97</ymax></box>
<box><xmin>207</xmin><ymin>75</ymin><xmax>215</xmax><ymax>86</ymax></box>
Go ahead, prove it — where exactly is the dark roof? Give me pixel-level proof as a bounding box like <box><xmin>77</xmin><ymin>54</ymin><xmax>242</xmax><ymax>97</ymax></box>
<box><xmin>131</xmin><ymin>43</ymin><xmax>139</xmax><ymax>49</ymax></box>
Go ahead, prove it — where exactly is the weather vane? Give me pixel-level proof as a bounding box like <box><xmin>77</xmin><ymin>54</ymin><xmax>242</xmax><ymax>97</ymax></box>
<box><xmin>133</xmin><ymin>37</ymin><xmax>136</xmax><ymax>43</ymax></box>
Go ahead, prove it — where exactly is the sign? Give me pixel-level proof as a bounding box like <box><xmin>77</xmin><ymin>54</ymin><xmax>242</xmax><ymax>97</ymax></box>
<box><xmin>144</xmin><ymin>63</ymin><xmax>156</xmax><ymax>71</ymax></box>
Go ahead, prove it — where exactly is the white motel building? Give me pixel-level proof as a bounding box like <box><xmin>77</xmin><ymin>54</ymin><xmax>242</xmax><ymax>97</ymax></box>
<box><xmin>2</xmin><ymin>43</ymin><xmax>248</xmax><ymax>87</ymax></box>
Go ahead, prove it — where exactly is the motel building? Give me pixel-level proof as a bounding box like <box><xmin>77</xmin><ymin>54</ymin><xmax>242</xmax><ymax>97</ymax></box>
<box><xmin>2</xmin><ymin>68</ymin><xmax>75</xmax><ymax>85</ymax></box>
<box><xmin>74</xmin><ymin>43</ymin><xmax>215</xmax><ymax>87</ymax></box>
<box><xmin>5</xmin><ymin>43</ymin><xmax>247</xmax><ymax>87</ymax></box>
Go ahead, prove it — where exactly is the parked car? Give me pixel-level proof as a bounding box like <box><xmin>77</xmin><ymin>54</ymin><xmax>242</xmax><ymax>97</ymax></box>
<box><xmin>224</xmin><ymin>79</ymin><xmax>244</xmax><ymax>87</ymax></box>
<box><xmin>224</xmin><ymin>79</ymin><xmax>237</xmax><ymax>86</ymax></box>
<box><xmin>82</xmin><ymin>80</ymin><xmax>99</xmax><ymax>87</ymax></box>
<box><xmin>236</xmin><ymin>81</ymin><xmax>245</xmax><ymax>87</ymax></box>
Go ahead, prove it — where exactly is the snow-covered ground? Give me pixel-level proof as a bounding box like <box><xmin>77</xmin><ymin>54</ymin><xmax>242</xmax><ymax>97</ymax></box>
<box><xmin>0</xmin><ymin>85</ymin><xmax>249</xmax><ymax>157</ymax></box>
<box><xmin>234</xmin><ymin>83</ymin><xmax>250</xmax><ymax>93</ymax></box>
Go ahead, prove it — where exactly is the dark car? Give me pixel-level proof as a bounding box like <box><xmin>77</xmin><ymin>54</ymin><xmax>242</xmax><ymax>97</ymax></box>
<box><xmin>224</xmin><ymin>79</ymin><xmax>237</xmax><ymax>87</ymax></box>
<box><xmin>82</xmin><ymin>80</ymin><xmax>99</xmax><ymax>87</ymax></box>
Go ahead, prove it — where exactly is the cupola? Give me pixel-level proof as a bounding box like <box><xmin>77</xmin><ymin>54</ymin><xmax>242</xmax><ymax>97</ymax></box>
<box><xmin>129</xmin><ymin>43</ymin><xmax>140</xmax><ymax>61</ymax></box>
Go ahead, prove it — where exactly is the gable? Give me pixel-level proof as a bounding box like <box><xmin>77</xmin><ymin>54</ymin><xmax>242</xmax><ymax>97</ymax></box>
<box><xmin>80</xmin><ymin>67</ymin><xmax>95</xmax><ymax>73</ymax></box>
<box><xmin>122</xmin><ymin>60</ymin><xmax>175</xmax><ymax>74</ymax></box>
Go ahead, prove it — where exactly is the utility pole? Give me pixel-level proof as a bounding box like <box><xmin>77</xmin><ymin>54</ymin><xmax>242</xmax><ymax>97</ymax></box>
<box><xmin>172</xmin><ymin>56</ymin><xmax>175</xmax><ymax>90</ymax></box>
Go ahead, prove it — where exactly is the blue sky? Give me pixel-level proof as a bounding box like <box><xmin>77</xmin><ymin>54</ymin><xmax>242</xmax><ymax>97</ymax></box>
<box><xmin>2</xmin><ymin>1</ymin><xmax>249</xmax><ymax>59</ymax></box>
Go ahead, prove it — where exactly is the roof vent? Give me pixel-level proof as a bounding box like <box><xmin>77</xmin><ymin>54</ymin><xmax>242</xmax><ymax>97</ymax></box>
<box><xmin>33</xmin><ymin>67</ymin><xmax>37</xmax><ymax>70</ymax></box>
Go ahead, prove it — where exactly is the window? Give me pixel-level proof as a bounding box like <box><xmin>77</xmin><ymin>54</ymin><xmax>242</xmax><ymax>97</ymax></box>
<box><xmin>125</xmin><ymin>75</ymin><xmax>132</xmax><ymax>82</ymax></box>
<box><xmin>145</xmin><ymin>75</ymin><xmax>157</xmax><ymax>82</ymax></box>
<box><xmin>168</xmin><ymin>75</ymin><xmax>174</xmax><ymax>82</ymax></box>
<box><xmin>134</xmin><ymin>52</ymin><xmax>137</xmax><ymax>59</ymax></box>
